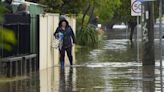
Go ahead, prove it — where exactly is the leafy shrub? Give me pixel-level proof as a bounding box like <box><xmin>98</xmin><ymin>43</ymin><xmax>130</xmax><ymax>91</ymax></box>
<box><xmin>76</xmin><ymin>26</ymin><xmax>99</xmax><ymax>47</ymax></box>
<box><xmin>0</xmin><ymin>28</ymin><xmax>16</xmax><ymax>51</ymax></box>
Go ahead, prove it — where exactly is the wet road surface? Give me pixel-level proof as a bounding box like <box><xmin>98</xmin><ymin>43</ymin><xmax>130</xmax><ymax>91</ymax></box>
<box><xmin>0</xmin><ymin>30</ymin><xmax>164</xmax><ymax>92</ymax></box>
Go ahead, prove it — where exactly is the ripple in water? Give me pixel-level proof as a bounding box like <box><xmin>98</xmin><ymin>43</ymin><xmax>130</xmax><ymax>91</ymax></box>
<box><xmin>103</xmin><ymin>39</ymin><xmax>129</xmax><ymax>50</ymax></box>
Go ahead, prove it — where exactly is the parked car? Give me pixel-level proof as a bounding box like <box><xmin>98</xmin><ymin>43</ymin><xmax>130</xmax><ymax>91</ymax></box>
<box><xmin>112</xmin><ymin>23</ymin><xmax>128</xmax><ymax>30</ymax></box>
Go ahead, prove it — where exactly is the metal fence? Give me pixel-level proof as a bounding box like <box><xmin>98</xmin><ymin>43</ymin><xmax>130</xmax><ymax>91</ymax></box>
<box><xmin>1</xmin><ymin>14</ymin><xmax>30</xmax><ymax>57</ymax></box>
<box><xmin>0</xmin><ymin>14</ymin><xmax>39</xmax><ymax>77</ymax></box>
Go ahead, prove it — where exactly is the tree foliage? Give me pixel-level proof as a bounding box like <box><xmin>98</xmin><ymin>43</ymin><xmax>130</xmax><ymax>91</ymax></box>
<box><xmin>40</xmin><ymin>0</ymin><xmax>121</xmax><ymax>23</ymax></box>
<box><xmin>0</xmin><ymin>2</ymin><xmax>16</xmax><ymax>51</ymax></box>
<box><xmin>40</xmin><ymin>0</ymin><xmax>84</xmax><ymax>14</ymax></box>
<box><xmin>40</xmin><ymin>0</ymin><xmax>163</xmax><ymax>23</ymax></box>
<box><xmin>112</xmin><ymin>0</ymin><xmax>162</xmax><ymax>23</ymax></box>
<box><xmin>95</xmin><ymin>0</ymin><xmax>121</xmax><ymax>22</ymax></box>
<box><xmin>112</xmin><ymin>0</ymin><xmax>136</xmax><ymax>23</ymax></box>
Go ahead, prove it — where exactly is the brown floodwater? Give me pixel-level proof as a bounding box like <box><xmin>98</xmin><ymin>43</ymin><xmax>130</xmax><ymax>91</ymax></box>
<box><xmin>0</xmin><ymin>29</ymin><xmax>163</xmax><ymax>92</ymax></box>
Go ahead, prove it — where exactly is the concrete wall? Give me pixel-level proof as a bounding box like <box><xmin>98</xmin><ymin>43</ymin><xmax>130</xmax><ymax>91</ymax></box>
<box><xmin>39</xmin><ymin>13</ymin><xmax>76</xmax><ymax>70</ymax></box>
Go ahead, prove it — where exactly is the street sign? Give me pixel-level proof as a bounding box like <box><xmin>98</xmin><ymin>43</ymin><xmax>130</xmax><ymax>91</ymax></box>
<box><xmin>138</xmin><ymin>0</ymin><xmax>156</xmax><ymax>2</ymax></box>
<box><xmin>131</xmin><ymin>0</ymin><xmax>156</xmax><ymax>16</ymax></box>
<box><xmin>131</xmin><ymin>0</ymin><xmax>142</xmax><ymax>16</ymax></box>
<box><xmin>142</xmin><ymin>0</ymin><xmax>156</xmax><ymax>1</ymax></box>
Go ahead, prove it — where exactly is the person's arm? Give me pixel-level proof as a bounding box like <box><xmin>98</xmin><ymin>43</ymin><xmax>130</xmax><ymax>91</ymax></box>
<box><xmin>54</xmin><ymin>27</ymin><xmax>60</xmax><ymax>39</ymax></box>
<box><xmin>70</xmin><ymin>27</ymin><xmax>75</xmax><ymax>44</ymax></box>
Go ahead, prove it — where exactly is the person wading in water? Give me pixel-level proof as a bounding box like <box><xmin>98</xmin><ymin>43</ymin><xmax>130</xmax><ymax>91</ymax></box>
<box><xmin>54</xmin><ymin>19</ymin><xmax>75</xmax><ymax>69</ymax></box>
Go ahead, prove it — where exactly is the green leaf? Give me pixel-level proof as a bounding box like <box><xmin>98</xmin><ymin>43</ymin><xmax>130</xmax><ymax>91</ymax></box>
<box><xmin>0</xmin><ymin>28</ymin><xmax>17</xmax><ymax>51</ymax></box>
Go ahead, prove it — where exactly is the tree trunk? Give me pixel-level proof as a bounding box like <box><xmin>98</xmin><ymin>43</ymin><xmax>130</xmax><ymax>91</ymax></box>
<box><xmin>142</xmin><ymin>65</ymin><xmax>155</xmax><ymax>92</ymax></box>
<box><xmin>142</xmin><ymin>2</ymin><xmax>155</xmax><ymax>65</ymax></box>
<box><xmin>88</xmin><ymin>6</ymin><xmax>95</xmax><ymax>24</ymax></box>
<box><xmin>80</xmin><ymin>3</ymin><xmax>91</xmax><ymax>31</ymax></box>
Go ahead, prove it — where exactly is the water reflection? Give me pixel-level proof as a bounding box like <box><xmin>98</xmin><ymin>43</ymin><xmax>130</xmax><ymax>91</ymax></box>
<box><xmin>142</xmin><ymin>65</ymin><xmax>155</xmax><ymax>92</ymax></box>
<box><xmin>59</xmin><ymin>67</ymin><xmax>73</xmax><ymax>92</ymax></box>
<box><xmin>59</xmin><ymin>68</ymin><xmax>65</xmax><ymax>92</ymax></box>
<box><xmin>0</xmin><ymin>72</ymin><xmax>40</xmax><ymax>92</ymax></box>
<box><xmin>0</xmin><ymin>65</ymin><xmax>158</xmax><ymax>92</ymax></box>
<box><xmin>39</xmin><ymin>66</ymin><xmax>75</xmax><ymax>92</ymax></box>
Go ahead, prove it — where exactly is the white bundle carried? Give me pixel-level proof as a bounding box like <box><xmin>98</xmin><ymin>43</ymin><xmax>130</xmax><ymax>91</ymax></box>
<box><xmin>52</xmin><ymin>32</ymin><xmax>64</xmax><ymax>49</ymax></box>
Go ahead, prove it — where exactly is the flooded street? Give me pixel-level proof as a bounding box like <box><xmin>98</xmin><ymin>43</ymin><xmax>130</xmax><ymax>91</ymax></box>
<box><xmin>0</xmin><ymin>30</ymin><xmax>164</xmax><ymax>92</ymax></box>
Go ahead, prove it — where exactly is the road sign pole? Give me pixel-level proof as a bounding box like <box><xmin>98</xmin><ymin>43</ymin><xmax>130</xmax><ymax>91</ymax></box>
<box><xmin>131</xmin><ymin>0</ymin><xmax>142</xmax><ymax>90</ymax></box>
<box><xmin>136</xmin><ymin>16</ymin><xmax>141</xmax><ymax>91</ymax></box>
<box><xmin>137</xmin><ymin>16</ymin><xmax>140</xmax><ymax>62</ymax></box>
<box><xmin>159</xmin><ymin>0</ymin><xmax>163</xmax><ymax>91</ymax></box>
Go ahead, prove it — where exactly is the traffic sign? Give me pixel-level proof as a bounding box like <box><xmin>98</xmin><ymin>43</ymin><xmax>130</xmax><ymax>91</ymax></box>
<box><xmin>131</xmin><ymin>0</ymin><xmax>142</xmax><ymax>16</ymax></box>
<box><xmin>142</xmin><ymin>0</ymin><xmax>156</xmax><ymax>1</ymax></box>
<box><xmin>138</xmin><ymin>0</ymin><xmax>156</xmax><ymax>2</ymax></box>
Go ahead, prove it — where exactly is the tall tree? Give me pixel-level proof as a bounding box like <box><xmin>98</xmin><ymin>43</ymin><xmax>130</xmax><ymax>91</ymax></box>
<box><xmin>112</xmin><ymin>0</ymin><xmax>160</xmax><ymax>45</ymax></box>
<box><xmin>40</xmin><ymin>0</ymin><xmax>121</xmax><ymax>22</ymax></box>
<box><xmin>95</xmin><ymin>0</ymin><xmax>121</xmax><ymax>22</ymax></box>
<box><xmin>80</xmin><ymin>0</ymin><xmax>121</xmax><ymax>28</ymax></box>
<box><xmin>112</xmin><ymin>0</ymin><xmax>137</xmax><ymax>24</ymax></box>
<box><xmin>40</xmin><ymin>0</ymin><xmax>84</xmax><ymax>14</ymax></box>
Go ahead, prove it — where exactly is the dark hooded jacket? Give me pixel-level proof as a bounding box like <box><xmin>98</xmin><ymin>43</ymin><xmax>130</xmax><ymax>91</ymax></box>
<box><xmin>54</xmin><ymin>19</ymin><xmax>75</xmax><ymax>48</ymax></box>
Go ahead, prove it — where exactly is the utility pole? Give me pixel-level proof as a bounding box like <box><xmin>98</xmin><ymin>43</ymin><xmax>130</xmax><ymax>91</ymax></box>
<box><xmin>141</xmin><ymin>1</ymin><xmax>155</xmax><ymax>65</ymax></box>
<box><xmin>159</xmin><ymin>0</ymin><xmax>163</xmax><ymax>91</ymax></box>
<box><xmin>163</xmin><ymin>0</ymin><xmax>164</xmax><ymax>15</ymax></box>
